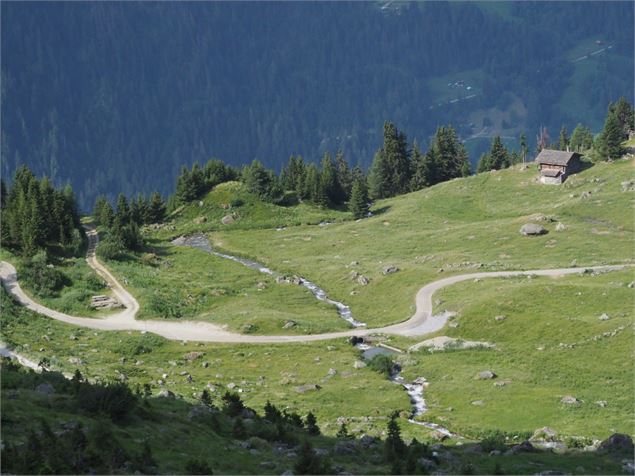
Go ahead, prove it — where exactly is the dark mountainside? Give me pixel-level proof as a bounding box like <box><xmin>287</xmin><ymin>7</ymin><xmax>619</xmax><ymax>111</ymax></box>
<box><xmin>1</xmin><ymin>1</ymin><xmax>633</xmax><ymax>209</ymax></box>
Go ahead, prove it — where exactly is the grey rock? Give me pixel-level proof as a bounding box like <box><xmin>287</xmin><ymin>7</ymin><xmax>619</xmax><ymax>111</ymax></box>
<box><xmin>184</xmin><ymin>351</ymin><xmax>205</xmax><ymax>361</ymax></box>
<box><xmin>294</xmin><ymin>384</ymin><xmax>320</xmax><ymax>394</ymax></box>
<box><xmin>520</xmin><ymin>223</ymin><xmax>547</xmax><ymax>236</ymax></box>
<box><xmin>35</xmin><ymin>383</ymin><xmax>55</xmax><ymax>395</ymax></box>
<box><xmin>598</xmin><ymin>313</ymin><xmax>610</xmax><ymax>321</ymax></box>
<box><xmin>531</xmin><ymin>427</ymin><xmax>558</xmax><ymax>442</ymax></box>
<box><xmin>157</xmin><ymin>390</ymin><xmax>175</xmax><ymax>399</ymax></box>
<box><xmin>595</xmin><ymin>400</ymin><xmax>608</xmax><ymax>408</ymax></box>
<box><xmin>599</xmin><ymin>433</ymin><xmax>634</xmax><ymax>453</ymax></box>
<box><xmin>382</xmin><ymin>265</ymin><xmax>399</xmax><ymax>275</ymax></box>
<box><xmin>281</xmin><ymin>471</ymin><xmax>294</xmax><ymax>476</ymax></box>
<box><xmin>353</xmin><ymin>360</ymin><xmax>366</xmax><ymax>369</ymax></box>
<box><xmin>69</xmin><ymin>335</ymin><xmax>78</xmax><ymax>341</ymax></box>
<box><xmin>221</xmin><ymin>215</ymin><xmax>235</xmax><ymax>225</ymax></box>
<box><xmin>282</xmin><ymin>321</ymin><xmax>297</xmax><ymax>329</ymax></box>
<box><xmin>417</xmin><ymin>458</ymin><xmax>437</xmax><ymax>470</ymax></box>
<box><xmin>560</xmin><ymin>395</ymin><xmax>581</xmax><ymax>405</ymax></box>
<box><xmin>476</xmin><ymin>370</ymin><xmax>497</xmax><ymax>380</ymax></box>
<box><xmin>509</xmin><ymin>440</ymin><xmax>537</xmax><ymax>454</ymax></box>
<box><xmin>327</xmin><ymin>368</ymin><xmax>337</xmax><ymax>376</ymax></box>
<box><xmin>227</xmin><ymin>382</ymin><xmax>236</xmax><ymax>389</ymax></box>
<box><xmin>359</xmin><ymin>435</ymin><xmax>379</xmax><ymax>448</ymax></box>
<box><xmin>357</xmin><ymin>275</ymin><xmax>369</xmax><ymax>286</ymax></box>
<box><xmin>68</xmin><ymin>357</ymin><xmax>85</xmax><ymax>366</ymax></box>
<box><xmin>495</xmin><ymin>315</ymin><xmax>507</xmax><ymax>322</ymax></box>
<box><xmin>555</xmin><ymin>222</ymin><xmax>566</xmax><ymax>232</ymax></box>
<box><xmin>333</xmin><ymin>440</ymin><xmax>357</xmax><ymax>455</ymax></box>
<box><xmin>471</xmin><ymin>400</ymin><xmax>485</xmax><ymax>406</ymax></box>
<box><xmin>349</xmin><ymin>271</ymin><xmax>359</xmax><ymax>280</ymax></box>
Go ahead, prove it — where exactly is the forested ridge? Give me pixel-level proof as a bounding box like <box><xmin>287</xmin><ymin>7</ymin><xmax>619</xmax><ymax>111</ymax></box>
<box><xmin>1</xmin><ymin>1</ymin><xmax>633</xmax><ymax>209</ymax></box>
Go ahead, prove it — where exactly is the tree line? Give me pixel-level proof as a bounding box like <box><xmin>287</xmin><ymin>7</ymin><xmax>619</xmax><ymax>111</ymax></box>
<box><xmin>1</xmin><ymin>166</ymin><xmax>82</xmax><ymax>257</ymax></box>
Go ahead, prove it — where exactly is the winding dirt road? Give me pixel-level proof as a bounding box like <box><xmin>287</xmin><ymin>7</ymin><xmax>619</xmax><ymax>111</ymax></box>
<box><xmin>0</xmin><ymin>229</ymin><xmax>630</xmax><ymax>343</ymax></box>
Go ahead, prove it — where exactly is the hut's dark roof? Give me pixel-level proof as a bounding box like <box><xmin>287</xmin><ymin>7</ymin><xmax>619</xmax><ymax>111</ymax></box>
<box><xmin>536</xmin><ymin>149</ymin><xmax>579</xmax><ymax>166</ymax></box>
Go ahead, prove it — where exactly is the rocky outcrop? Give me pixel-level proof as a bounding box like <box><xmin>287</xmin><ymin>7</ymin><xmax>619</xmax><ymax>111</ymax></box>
<box><xmin>90</xmin><ymin>295</ymin><xmax>123</xmax><ymax>310</ymax></box>
<box><xmin>520</xmin><ymin>223</ymin><xmax>547</xmax><ymax>236</ymax></box>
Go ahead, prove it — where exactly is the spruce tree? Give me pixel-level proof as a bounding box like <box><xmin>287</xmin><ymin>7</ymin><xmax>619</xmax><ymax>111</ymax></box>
<box><xmin>519</xmin><ymin>133</ymin><xmax>528</xmax><ymax>163</ymax></box>
<box><xmin>349</xmin><ymin>177</ymin><xmax>369</xmax><ymax>219</ymax></box>
<box><xmin>600</xmin><ymin>107</ymin><xmax>624</xmax><ymax>160</ymax></box>
<box><xmin>477</xmin><ymin>153</ymin><xmax>492</xmax><ymax>173</ymax></box>
<box><xmin>384</xmin><ymin>414</ymin><xmax>406</xmax><ymax>464</ymax></box>
<box><xmin>305</xmin><ymin>412</ymin><xmax>320</xmax><ymax>436</ymax></box>
<box><xmin>382</xmin><ymin>122</ymin><xmax>411</xmax><ymax>196</ymax></box>
<box><xmin>570</xmin><ymin>124</ymin><xmax>594</xmax><ymax>152</ymax></box>
<box><xmin>320</xmin><ymin>152</ymin><xmax>339</xmax><ymax>206</ymax></box>
<box><xmin>558</xmin><ymin>126</ymin><xmax>569</xmax><ymax>151</ymax></box>
<box><xmin>335</xmin><ymin>151</ymin><xmax>353</xmax><ymax>201</ymax></box>
<box><xmin>368</xmin><ymin>150</ymin><xmax>389</xmax><ymax>199</ymax></box>
<box><xmin>487</xmin><ymin>136</ymin><xmax>510</xmax><ymax>170</ymax></box>
<box><xmin>410</xmin><ymin>141</ymin><xmax>429</xmax><ymax>191</ymax></box>
<box><xmin>147</xmin><ymin>192</ymin><xmax>166</xmax><ymax>224</ymax></box>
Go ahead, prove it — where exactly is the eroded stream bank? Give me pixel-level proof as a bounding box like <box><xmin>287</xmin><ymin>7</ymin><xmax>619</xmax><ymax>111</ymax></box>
<box><xmin>172</xmin><ymin>233</ymin><xmax>366</xmax><ymax>327</ymax></box>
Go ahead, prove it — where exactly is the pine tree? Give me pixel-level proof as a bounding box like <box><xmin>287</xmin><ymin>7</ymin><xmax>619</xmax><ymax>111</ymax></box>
<box><xmin>320</xmin><ymin>152</ymin><xmax>339</xmax><ymax>206</ymax></box>
<box><xmin>243</xmin><ymin>160</ymin><xmax>272</xmax><ymax>198</ymax></box>
<box><xmin>558</xmin><ymin>126</ymin><xmax>569</xmax><ymax>151</ymax></box>
<box><xmin>384</xmin><ymin>414</ymin><xmax>406</xmax><ymax>464</ymax></box>
<box><xmin>487</xmin><ymin>136</ymin><xmax>510</xmax><ymax>170</ymax></box>
<box><xmin>336</xmin><ymin>422</ymin><xmax>349</xmax><ymax>439</ymax></box>
<box><xmin>305</xmin><ymin>412</ymin><xmax>320</xmax><ymax>436</ymax></box>
<box><xmin>93</xmin><ymin>196</ymin><xmax>109</xmax><ymax>226</ymax></box>
<box><xmin>519</xmin><ymin>133</ymin><xmax>529</xmax><ymax>163</ymax></box>
<box><xmin>382</xmin><ymin>122</ymin><xmax>411</xmax><ymax>196</ymax></box>
<box><xmin>570</xmin><ymin>124</ymin><xmax>594</xmax><ymax>152</ymax></box>
<box><xmin>368</xmin><ymin>150</ymin><xmax>389</xmax><ymax>199</ymax></box>
<box><xmin>609</xmin><ymin>97</ymin><xmax>634</xmax><ymax>138</ymax></box>
<box><xmin>476</xmin><ymin>153</ymin><xmax>492</xmax><ymax>173</ymax></box>
<box><xmin>147</xmin><ymin>192</ymin><xmax>166</xmax><ymax>224</ymax></box>
<box><xmin>349</xmin><ymin>177</ymin><xmax>369</xmax><ymax>219</ymax></box>
<box><xmin>410</xmin><ymin>141</ymin><xmax>428</xmax><ymax>191</ymax></box>
<box><xmin>294</xmin><ymin>440</ymin><xmax>328</xmax><ymax>475</ymax></box>
<box><xmin>431</xmin><ymin>125</ymin><xmax>469</xmax><ymax>182</ymax></box>
<box><xmin>116</xmin><ymin>194</ymin><xmax>131</xmax><ymax>224</ymax></box>
<box><xmin>599</xmin><ymin>107</ymin><xmax>624</xmax><ymax>160</ymax></box>
<box><xmin>335</xmin><ymin>151</ymin><xmax>353</xmax><ymax>201</ymax></box>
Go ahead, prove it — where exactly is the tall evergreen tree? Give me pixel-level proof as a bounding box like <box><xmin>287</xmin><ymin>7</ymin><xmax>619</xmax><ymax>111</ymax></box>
<box><xmin>382</xmin><ymin>122</ymin><xmax>411</xmax><ymax>196</ymax></box>
<box><xmin>519</xmin><ymin>133</ymin><xmax>529</xmax><ymax>163</ymax></box>
<box><xmin>384</xmin><ymin>414</ymin><xmax>406</xmax><ymax>464</ymax></box>
<box><xmin>349</xmin><ymin>177</ymin><xmax>369</xmax><ymax>219</ymax></box>
<box><xmin>430</xmin><ymin>125</ymin><xmax>470</xmax><ymax>182</ymax></box>
<box><xmin>335</xmin><ymin>151</ymin><xmax>353</xmax><ymax>202</ymax></box>
<box><xmin>147</xmin><ymin>192</ymin><xmax>166</xmax><ymax>224</ymax></box>
<box><xmin>305</xmin><ymin>412</ymin><xmax>320</xmax><ymax>436</ymax></box>
<box><xmin>320</xmin><ymin>152</ymin><xmax>340</xmax><ymax>206</ymax></box>
<box><xmin>368</xmin><ymin>150</ymin><xmax>389</xmax><ymax>199</ymax></box>
<box><xmin>599</xmin><ymin>105</ymin><xmax>625</xmax><ymax>160</ymax></box>
<box><xmin>569</xmin><ymin>124</ymin><xmax>594</xmax><ymax>152</ymax></box>
<box><xmin>558</xmin><ymin>126</ymin><xmax>569</xmax><ymax>151</ymax></box>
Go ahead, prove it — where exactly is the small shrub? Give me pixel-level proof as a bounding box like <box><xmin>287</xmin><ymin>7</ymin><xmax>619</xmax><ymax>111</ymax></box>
<box><xmin>76</xmin><ymin>382</ymin><xmax>138</xmax><ymax>421</ymax></box>
<box><xmin>21</xmin><ymin>253</ymin><xmax>69</xmax><ymax>297</ymax></box>
<box><xmin>480</xmin><ymin>430</ymin><xmax>507</xmax><ymax>452</ymax></box>
<box><xmin>230</xmin><ymin>198</ymin><xmax>245</xmax><ymax>208</ymax></box>
<box><xmin>96</xmin><ymin>239</ymin><xmax>125</xmax><ymax>260</ymax></box>
<box><xmin>185</xmin><ymin>458</ymin><xmax>213</xmax><ymax>475</ymax></box>
<box><xmin>368</xmin><ymin>354</ymin><xmax>399</xmax><ymax>377</ymax></box>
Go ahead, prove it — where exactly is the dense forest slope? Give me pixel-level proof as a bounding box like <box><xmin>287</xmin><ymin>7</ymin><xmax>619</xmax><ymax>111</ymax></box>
<box><xmin>1</xmin><ymin>1</ymin><xmax>633</xmax><ymax>208</ymax></box>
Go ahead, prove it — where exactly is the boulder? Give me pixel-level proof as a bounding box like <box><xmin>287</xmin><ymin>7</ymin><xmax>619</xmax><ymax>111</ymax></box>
<box><xmin>471</xmin><ymin>400</ymin><xmax>485</xmax><ymax>406</ymax></box>
<box><xmin>495</xmin><ymin>315</ymin><xmax>507</xmax><ymax>322</ymax></box>
<box><xmin>382</xmin><ymin>265</ymin><xmax>399</xmax><ymax>275</ymax></box>
<box><xmin>90</xmin><ymin>295</ymin><xmax>123</xmax><ymax>310</ymax></box>
<box><xmin>595</xmin><ymin>400</ymin><xmax>608</xmax><ymax>408</ymax></box>
<box><xmin>509</xmin><ymin>440</ymin><xmax>537</xmax><ymax>454</ymax></box>
<box><xmin>333</xmin><ymin>440</ymin><xmax>357</xmax><ymax>455</ymax></box>
<box><xmin>476</xmin><ymin>370</ymin><xmax>497</xmax><ymax>380</ymax></box>
<box><xmin>35</xmin><ymin>383</ymin><xmax>55</xmax><ymax>395</ymax></box>
<box><xmin>68</xmin><ymin>357</ymin><xmax>85</xmax><ymax>366</ymax></box>
<box><xmin>221</xmin><ymin>215</ymin><xmax>235</xmax><ymax>225</ymax></box>
<box><xmin>357</xmin><ymin>275</ymin><xmax>369</xmax><ymax>286</ymax></box>
<box><xmin>359</xmin><ymin>435</ymin><xmax>379</xmax><ymax>448</ymax></box>
<box><xmin>599</xmin><ymin>433</ymin><xmax>634</xmax><ymax>453</ymax></box>
<box><xmin>520</xmin><ymin>223</ymin><xmax>547</xmax><ymax>236</ymax></box>
<box><xmin>353</xmin><ymin>360</ymin><xmax>366</xmax><ymax>369</ymax></box>
<box><xmin>349</xmin><ymin>271</ymin><xmax>359</xmax><ymax>280</ymax></box>
<box><xmin>193</xmin><ymin>215</ymin><xmax>207</xmax><ymax>224</ymax></box>
<box><xmin>531</xmin><ymin>427</ymin><xmax>558</xmax><ymax>442</ymax></box>
<box><xmin>294</xmin><ymin>384</ymin><xmax>320</xmax><ymax>394</ymax></box>
<box><xmin>157</xmin><ymin>390</ymin><xmax>175</xmax><ymax>399</ymax></box>
<box><xmin>598</xmin><ymin>313</ymin><xmax>610</xmax><ymax>321</ymax></box>
<box><xmin>560</xmin><ymin>395</ymin><xmax>581</xmax><ymax>405</ymax></box>
<box><xmin>184</xmin><ymin>351</ymin><xmax>205</xmax><ymax>361</ymax></box>
<box><xmin>282</xmin><ymin>321</ymin><xmax>297</xmax><ymax>329</ymax></box>
<box><xmin>555</xmin><ymin>222</ymin><xmax>566</xmax><ymax>232</ymax></box>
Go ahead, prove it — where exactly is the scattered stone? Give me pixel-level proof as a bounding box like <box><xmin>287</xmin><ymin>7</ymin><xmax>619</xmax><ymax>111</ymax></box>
<box><xmin>598</xmin><ymin>313</ymin><xmax>610</xmax><ymax>321</ymax></box>
<box><xmin>69</xmin><ymin>335</ymin><xmax>78</xmax><ymax>341</ymax></box>
<box><xmin>327</xmin><ymin>368</ymin><xmax>337</xmax><ymax>377</ymax></box>
<box><xmin>509</xmin><ymin>440</ymin><xmax>537</xmax><ymax>454</ymax></box>
<box><xmin>349</xmin><ymin>261</ymin><xmax>359</xmax><ymax>266</ymax></box>
<box><xmin>628</xmin><ymin>282</ymin><xmax>635</xmax><ymax>288</ymax></box>
<box><xmin>520</xmin><ymin>223</ymin><xmax>547</xmax><ymax>236</ymax></box>
<box><xmin>359</xmin><ymin>435</ymin><xmax>379</xmax><ymax>448</ymax></box>
<box><xmin>333</xmin><ymin>440</ymin><xmax>357</xmax><ymax>455</ymax></box>
<box><xmin>621</xmin><ymin>180</ymin><xmax>635</xmax><ymax>192</ymax></box>
<box><xmin>560</xmin><ymin>395</ymin><xmax>581</xmax><ymax>405</ymax></box>
<box><xmin>555</xmin><ymin>222</ymin><xmax>566</xmax><ymax>232</ymax></box>
<box><xmin>184</xmin><ymin>351</ymin><xmax>205</xmax><ymax>361</ymax></box>
<box><xmin>382</xmin><ymin>265</ymin><xmax>399</xmax><ymax>275</ymax></box>
<box><xmin>495</xmin><ymin>315</ymin><xmax>507</xmax><ymax>322</ymax></box>
<box><xmin>471</xmin><ymin>400</ymin><xmax>485</xmax><ymax>406</ymax></box>
<box><xmin>599</xmin><ymin>433</ymin><xmax>634</xmax><ymax>453</ymax></box>
<box><xmin>35</xmin><ymin>383</ymin><xmax>55</xmax><ymax>395</ymax></box>
<box><xmin>282</xmin><ymin>321</ymin><xmax>297</xmax><ymax>329</ymax></box>
<box><xmin>581</xmin><ymin>191</ymin><xmax>592</xmax><ymax>199</ymax></box>
<box><xmin>531</xmin><ymin>427</ymin><xmax>558</xmax><ymax>442</ymax></box>
<box><xmin>157</xmin><ymin>390</ymin><xmax>175</xmax><ymax>399</ymax></box>
<box><xmin>193</xmin><ymin>215</ymin><xmax>207</xmax><ymax>224</ymax></box>
<box><xmin>202</xmin><ymin>361</ymin><xmax>209</xmax><ymax>368</ymax></box>
<box><xmin>90</xmin><ymin>295</ymin><xmax>123</xmax><ymax>310</ymax></box>
<box><xmin>349</xmin><ymin>271</ymin><xmax>359</xmax><ymax>280</ymax></box>
<box><xmin>227</xmin><ymin>383</ymin><xmax>236</xmax><ymax>390</ymax></box>
<box><xmin>476</xmin><ymin>370</ymin><xmax>497</xmax><ymax>380</ymax></box>
<box><xmin>294</xmin><ymin>384</ymin><xmax>320</xmax><ymax>394</ymax></box>
<box><xmin>493</xmin><ymin>381</ymin><xmax>507</xmax><ymax>388</ymax></box>
<box><xmin>68</xmin><ymin>357</ymin><xmax>85</xmax><ymax>366</ymax></box>
<box><xmin>353</xmin><ymin>360</ymin><xmax>366</xmax><ymax>369</ymax></box>
<box><xmin>430</xmin><ymin>430</ymin><xmax>448</xmax><ymax>441</ymax></box>
<box><xmin>256</xmin><ymin>282</ymin><xmax>267</xmax><ymax>290</ymax></box>
<box><xmin>595</xmin><ymin>400</ymin><xmax>608</xmax><ymax>408</ymax></box>
<box><xmin>409</xmin><ymin>335</ymin><xmax>493</xmax><ymax>352</ymax></box>
<box><xmin>221</xmin><ymin>215</ymin><xmax>235</xmax><ymax>225</ymax></box>
<box><xmin>357</xmin><ymin>275</ymin><xmax>369</xmax><ymax>286</ymax></box>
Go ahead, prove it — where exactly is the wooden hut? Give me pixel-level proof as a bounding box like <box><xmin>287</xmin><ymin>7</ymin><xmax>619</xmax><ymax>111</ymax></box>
<box><xmin>536</xmin><ymin>149</ymin><xmax>581</xmax><ymax>184</ymax></box>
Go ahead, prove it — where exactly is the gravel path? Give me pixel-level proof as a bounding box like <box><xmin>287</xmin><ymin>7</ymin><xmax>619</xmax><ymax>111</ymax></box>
<box><xmin>0</xmin><ymin>229</ymin><xmax>630</xmax><ymax>343</ymax></box>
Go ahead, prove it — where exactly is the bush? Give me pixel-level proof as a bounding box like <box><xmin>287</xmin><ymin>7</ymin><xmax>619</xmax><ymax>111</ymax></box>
<box><xmin>148</xmin><ymin>292</ymin><xmax>183</xmax><ymax>319</ymax></box>
<box><xmin>185</xmin><ymin>458</ymin><xmax>213</xmax><ymax>475</ymax></box>
<box><xmin>368</xmin><ymin>354</ymin><xmax>399</xmax><ymax>377</ymax></box>
<box><xmin>113</xmin><ymin>335</ymin><xmax>165</xmax><ymax>357</ymax></box>
<box><xmin>21</xmin><ymin>253</ymin><xmax>69</xmax><ymax>297</ymax></box>
<box><xmin>96</xmin><ymin>239</ymin><xmax>125</xmax><ymax>260</ymax></box>
<box><xmin>76</xmin><ymin>382</ymin><xmax>138</xmax><ymax>421</ymax></box>
<box><xmin>230</xmin><ymin>198</ymin><xmax>245</xmax><ymax>208</ymax></box>
<box><xmin>274</xmin><ymin>190</ymin><xmax>299</xmax><ymax>207</ymax></box>
<box><xmin>480</xmin><ymin>430</ymin><xmax>507</xmax><ymax>452</ymax></box>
